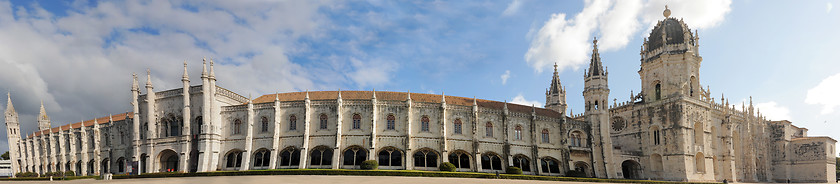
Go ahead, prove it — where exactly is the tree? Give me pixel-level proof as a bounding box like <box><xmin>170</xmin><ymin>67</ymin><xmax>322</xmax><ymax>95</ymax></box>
<box><xmin>1</xmin><ymin>151</ymin><xmax>8</xmax><ymax>160</ymax></box>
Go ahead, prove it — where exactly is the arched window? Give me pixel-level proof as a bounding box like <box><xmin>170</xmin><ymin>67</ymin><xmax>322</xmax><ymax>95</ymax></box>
<box><xmin>171</xmin><ymin>117</ymin><xmax>181</xmax><ymax>137</ymax></box>
<box><xmin>485</xmin><ymin>122</ymin><xmax>493</xmax><ymax>137</ymax></box>
<box><xmin>514</xmin><ymin>125</ymin><xmax>522</xmax><ymax>140</ymax></box>
<box><xmin>310</xmin><ymin>146</ymin><xmax>333</xmax><ymax>166</ymax></box>
<box><xmin>571</xmin><ymin>131</ymin><xmax>583</xmax><ymax>147</ymax></box>
<box><xmin>352</xmin><ymin>114</ymin><xmax>361</xmax><ymax>129</ymax></box>
<box><xmin>694</xmin><ymin>122</ymin><xmax>703</xmax><ymax>147</ymax></box>
<box><xmin>260</xmin><ymin>117</ymin><xmax>269</xmax><ymax>133</ymax></box>
<box><xmin>279</xmin><ymin>147</ymin><xmax>301</xmax><ymax>167</ymax></box>
<box><xmin>541</xmin><ymin>158</ymin><xmax>562</xmax><ymax>173</ymax></box>
<box><xmin>386</xmin><ymin>114</ymin><xmax>396</xmax><ymax>130</ymax></box>
<box><xmin>513</xmin><ymin>155</ymin><xmax>531</xmax><ymax>172</ymax></box>
<box><xmin>655</xmin><ymin>83</ymin><xmax>662</xmax><ymax>100</ymax></box>
<box><xmin>695</xmin><ymin>152</ymin><xmax>705</xmax><ymax>173</ymax></box>
<box><xmin>289</xmin><ymin>115</ymin><xmax>297</xmax><ymax>131</ymax></box>
<box><xmin>232</xmin><ymin>119</ymin><xmax>242</xmax><ymax>135</ymax></box>
<box><xmin>453</xmin><ymin>119</ymin><xmax>462</xmax><ymax>134</ymax></box>
<box><xmin>117</xmin><ymin>157</ymin><xmax>125</xmax><ymax>173</ymax></box>
<box><xmin>413</xmin><ymin>149</ymin><xmax>438</xmax><ymax>168</ymax></box>
<box><xmin>541</xmin><ymin>129</ymin><xmax>550</xmax><ymax>143</ymax></box>
<box><xmin>651</xmin><ymin>126</ymin><xmax>661</xmax><ymax>145</ymax></box>
<box><xmin>420</xmin><ymin>116</ymin><xmax>430</xmax><ymax>132</ymax></box>
<box><xmin>253</xmin><ymin>149</ymin><xmax>271</xmax><ymax>168</ymax></box>
<box><xmin>319</xmin><ymin>114</ymin><xmax>328</xmax><ymax>130</ymax></box>
<box><xmin>480</xmin><ymin>153</ymin><xmax>503</xmax><ymax>170</ymax></box>
<box><xmin>225</xmin><ymin>150</ymin><xmax>243</xmax><ymax>169</ymax></box>
<box><xmin>343</xmin><ymin>146</ymin><xmax>366</xmax><ymax>166</ymax></box>
<box><xmin>195</xmin><ymin>116</ymin><xmax>203</xmax><ymax>134</ymax></box>
<box><xmin>447</xmin><ymin>151</ymin><xmax>470</xmax><ymax>169</ymax></box>
<box><xmin>690</xmin><ymin>76</ymin><xmax>697</xmax><ymax>97</ymax></box>
<box><xmin>594</xmin><ymin>101</ymin><xmax>599</xmax><ymax>110</ymax></box>
<box><xmin>377</xmin><ymin>147</ymin><xmax>402</xmax><ymax>167</ymax></box>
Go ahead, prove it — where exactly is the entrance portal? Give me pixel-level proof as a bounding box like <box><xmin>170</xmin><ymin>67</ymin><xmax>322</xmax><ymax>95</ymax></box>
<box><xmin>621</xmin><ymin>160</ymin><xmax>642</xmax><ymax>179</ymax></box>
<box><xmin>159</xmin><ymin>149</ymin><xmax>179</xmax><ymax>172</ymax></box>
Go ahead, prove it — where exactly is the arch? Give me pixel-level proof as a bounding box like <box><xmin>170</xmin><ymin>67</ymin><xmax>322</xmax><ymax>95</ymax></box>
<box><xmin>309</xmin><ymin>145</ymin><xmax>333</xmax><ymax>167</ymax></box>
<box><xmin>570</xmin><ymin>161</ymin><xmax>588</xmax><ymax>176</ymax></box>
<box><xmin>447</xmin><ymin>150</ymin><xmax>471</xmax><ymax>169</ymax></box>
<box><xmin>650</xmin><ymin>154</ymin><xmax>663</xmax><ymax>171</ymax></box>
<box><xmin>252</xmin><ymin>148</ymin><xmax>271</xmax><ymax>169</ymax></box>
<box><xmin>116</xmin><ymin>157</ymin><xmax>126</xmax><ymax>173</ymax></box>
<box><xmin>101</xmin><ymin>158</ymin><xmax>110</xmax><ymax>174</ymax></box>
<box><xmin>232</xmin><ymin>119</ymin><xmax>242</xmax><ymax>135</ymax></box>
<box><xmin>512</xmin><ymin>154</ymin><xmax>531</xmax><ymax>172</ymax></box>
<box><xmin>352</xmin><ymin>114</ymin><xmax>361</xmax><ymax>129</ymax></box>
<box><xmin>158</xmin><ymin>149</ymin><xmax>179</xmax><ymax>172</ymax></box>
<box><xmin>621</xmin><ymin>160</ymin><xmax>642</xmax><ymax>179</ymax></box>
<box><xmin>224</xmin><ymin>149</ymin><xmax>244</xmax><ymax>170</ymax></box>
<box><xmin>695</xmin><ymin>152</ymin><xmax>706</xmax><ymax>173</ymax></box>
<box><xmin>541</xmin><ymin>157</ymin><xmax>563</xmax><ymax>174</ymax></box>
<box><xmin>453</xmin><ymin>118</ymin><xmax>463</xmax><ymax>134</ymax></box>
<box><xmin>570</xmin><ymin>130</ymin><xmax>584</xmax><ymax>147</ymax></box>
<box><xmin>485</xmin><ymin>122</ymin><xmax>494</xmax><ymax>137</ymax></box>
<box><xmin>541</xmin><ymin>129</ymin><xmax>550</xmax><ymax>143</ymax></box>
<box><xmin>87</xmin><ymin>159</ymin><xmax>95</xmax><ymax>175</ymax></box>
<box><xmin>594</xmin><ymin>101</ymin><xmax>599</xmax><ymax>110</ymax></box>
<box><xmin>694</xmin><ymin>121</ymin><xmax>703</xmax><ymax>147</ymax></box>
<box><xmin>195</xmin><ymin>116</ymin><xmax>203</xmax><ymax>134</ymax></box>
<box><xmin>260</xmin><ymin>116</ymin><xmax>269</xmax><ymax>132</ymax></box>
<box><xmin>343</xmin><ymin>146</ymin><xmax>367</xmax><ymax>167</ymax></box>
<box><xmin>386</xmin><ymin>114</ymin><xmax>396</xmax><ymax>130</ymax></box>
<box><xmin>140</xmin><ymin>153</ymin><xmax>148</xmax><ymax>173</ymax></box>
<box><xmin>377</xmin><ymin>147</ymin><xmax>403</xmax><ymax>167</ymax></box>
<box><xmin>412</xmin><ymin>148</ymin><xmax>439</xmax><ymax>168</ymax></box>
<box><xmin>75</xmin><ymin>160</ymin><xmax>82</xmax><ymax>175</ymax></box>
<box><xmin>514</xmin><ymin>125</ymin><xmax>523</xmax><ymax>140</ymax></box>
<box><xmin>710</xmin><ymin>126</ymin><xmax>718</xmax><ymax>148</ymax></box>
<box><xmin>289</xmin><ymin>115</ymin><xmax>298</xmax><ymax>131</ymax></box>
<box><xmin>278</xmin><ymin>146</ymin><xmax>301</xmax><ymax>168</ymax></box>
<box><xmin>420</xmin><ymin>116</ymin><xmax>430</xmax><ymax>132</ymax></box>
<box><xmin>654</xmin><ymin>81</ymin><xmax>662</xmax><ymax>100</ymax></box>
<box><xmin>319</xmin><ymin>114</ymin><xmax>328</xmax><ymax>129</ymax></box>
<box><xmin>480</xmin><ymin>152</ymin><xmax>503</xmax><ymax>171</ymax></box>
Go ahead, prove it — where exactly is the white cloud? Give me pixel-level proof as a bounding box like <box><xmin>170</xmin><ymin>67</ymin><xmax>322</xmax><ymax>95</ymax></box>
<box><xmin>511</xmin><ymin>93</ymin><xmax>542</xmax><ymax>107</ymax></box>
<box><xmin>500</xmin><ymin>70</ymin><xmax>511</xmax><ymax>85</ymax></box>
<box><xmin>805</xmin><ymin>73</ymin><xmax>840</xmax><ymax>114</ymax></box>
<box><xmin>755</xmin><ymin>101</ymin><xmax>792</xmax><ymax>121</ymax></box>
<box><xmin>502</xmin><ymin>0</ymin><xmax>524</xmax><ymax>16</ymax></box>
<box><xmin>525</xmin><ymin>0</ymin><xmax>732</xmax><ymax>73</ymax></box>
<box><xmin>828</xmin><ymin>2</ymin><xmax>834</xmax><ymax>13</ymax></box>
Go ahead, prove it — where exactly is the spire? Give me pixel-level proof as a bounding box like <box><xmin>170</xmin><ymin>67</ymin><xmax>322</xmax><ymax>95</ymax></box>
<box><xmin>337</xmin><ymin>88</ymin><xmax>342</xmax><ymax>99</ymax></box>
<box><xmin>5</xmin><ymin>91</ymin><xmax>14</xmax><ymax>113</ymax></box>
<box><xmin>209</xmin><ymin>58</ymin><xmax>216</xmax><ymax>79</ymax></box>
<box><xmin>131</xmin><ymin>73</ymin><xmax>139</xmax><ymax>91</ymax></box>
<box><xmin>201</xmin><ymin>57</ymin><xmax>208</xmax><ymax>78</ymax></box>
<box><xmin>473</xmin><ymin>96</ymin><xmax>477</xmax><ymax>106</ymax></box>
<box><xmin>182</xmin><ymin>60</ymin><xmax>189</xmax><ymax>81</ymax></box>
<box><xmin>587</xmin><ymin>37</ymin><xmax>604</xmax><ymax>77</ymax></box>
<box><xmin>275</xmin><ymin>92</ymin><xmax>279</xmax><ymax>101</ymax></box>
<box><xmin>549</xmin><ymin>62</ymin><xmax>563</xmax><ymax>94</ymax></box>
<box><xmin>406</xmin><ymin>90</ymin><xmax>411</xmax><ymax>100</ymax></box>
<box><xmin>441</xmin><ymin>92</ymin><xmax>446</xmax><ymax>103</ymax></box>
<box><xmin>38</xmin><ymin>100</ymin><xmax>47</xmax><ymax>119</ymax></box>
<box><xmin>372</xmin><ymin>89</ymin><xmax>377</xmax><ymax>99</ymax></box>
<box><xmin>146</xmin><ymin>69</ymin><xmax>153</xmax><ymax>88</ymax></box>
<box><xmin>305</xmin><ymin>90</ymin><xmax>310</xmax><ymax>100</ymax></box>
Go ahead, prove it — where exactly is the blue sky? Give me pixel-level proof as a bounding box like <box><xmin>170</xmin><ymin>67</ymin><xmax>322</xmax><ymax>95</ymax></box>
<box><xmin>1</xmin><ymin>0</ymin><xmax>839</xmax><ymax>155</ymax></box>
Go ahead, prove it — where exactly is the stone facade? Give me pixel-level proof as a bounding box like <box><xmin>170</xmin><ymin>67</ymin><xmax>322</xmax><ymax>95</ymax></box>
<box><xmin>3</xmin><ymin>7</ymin><xmax>835</xmax><ymax>183</ymax></box>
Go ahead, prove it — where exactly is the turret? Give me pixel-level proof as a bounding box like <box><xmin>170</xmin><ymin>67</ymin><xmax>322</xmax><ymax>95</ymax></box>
<box><xmin>37</xmin><ymin>100</ymin><xmax>51</xmax><ymax>131</ymax></box>
<box><xmin>639</xmin><ymin>6</ymin><xmax>703</xmax><ymax>102</ymax></box>
<box><xmin>5</xmin><ymin>91</ymin><xmax>22</xmax><ymax>175</ymax></box>
<box><xmin>545</xmin><ymin>62</ymin><xmax>567</xmax><ymax>114</ymax></box>
<box><xmin>145</xmin><ymin>69</ymin><xmax>157</xmax><ymax>139</ymax></box>
<box><xmin>584</xmin><ymin>37</ymin><xmax>609</xmax><ymax>113</ymax></box>
<box><xmin>582</xmin><ymin>37</ymin><xmax>616</xmax><ymax>179</ymax></box>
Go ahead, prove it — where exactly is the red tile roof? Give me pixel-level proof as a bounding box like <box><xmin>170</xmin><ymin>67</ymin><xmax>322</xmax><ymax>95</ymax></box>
<box><xmin>28</xmin><ymin>112</ymin><xmax>133</xmax><ymax>138</ymax></box>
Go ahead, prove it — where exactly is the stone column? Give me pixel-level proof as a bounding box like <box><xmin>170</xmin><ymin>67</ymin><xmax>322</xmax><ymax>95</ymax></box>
<box><xmin>332</xmin><ymin>91</ymin><xmax>343</xmax><ymax>169</ymax></box>
<box><xmin>268</xmin><ymin>95</ymin><xmax>281</xmax><ymax>169</ymax></box>
<box><xmin>241</xmin><ymin>98</ymin><xmax>255</xmax><ymax>171</ymax></box>
<box><xmin>405</xmin><ymin>93</ymin><xmax>414</xmax><ymax>170</ymax></box>
<box><xmin>299</xmin><ymin>91</ymin><xmax>311</xmax><ymax>169</ymax></box>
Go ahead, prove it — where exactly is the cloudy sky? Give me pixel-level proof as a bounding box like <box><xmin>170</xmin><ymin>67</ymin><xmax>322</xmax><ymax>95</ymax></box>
<box><xmin>1</xmin><ymin>0</ymin><xmax>840</xmax><ymax>155</ymax></box>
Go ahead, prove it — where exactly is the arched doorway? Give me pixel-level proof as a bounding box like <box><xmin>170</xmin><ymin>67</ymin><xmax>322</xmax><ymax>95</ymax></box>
<box><xmin>140</xmin><ymin>154</ymin><xmax>148</xmax><ymax>173</ymax></box>
<box><xmin>572</xmin><ymin>161</ymin><xmax>590</xmax><ymax>177</ymax></box>
<box><xmin>159</xmin><ymin>149</ymin><xmax>179</xmax><ymax>172</ymax></box>
<box><xmin>412</xmin><ymin>148</ymin><xmax>439</xmax><ymax>170</ymax></box>
<box><xmin>342</xmin><ymin>146</ymin><xmax>367</xmax><ymax>169</ymax></box>
<box><xmin>101</xmin><ymin>158</ymin><xmax>110</xmax><ymax>174</ymax></box>
<box><xmin>621</xmin><ymin>160</ymin><xmax>642</xmax><ymax>179</ymax></box>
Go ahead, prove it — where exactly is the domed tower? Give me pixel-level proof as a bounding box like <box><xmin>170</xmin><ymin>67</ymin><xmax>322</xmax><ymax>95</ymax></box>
<box><xmin>545</xmin><ymin>63</ymin><xmax>567</xmax><ymax>114</ymax></box>
<box><xmin>639</xmin><ymin>6</ymin><xmax>702</xmax><ymax>102</ymax></box>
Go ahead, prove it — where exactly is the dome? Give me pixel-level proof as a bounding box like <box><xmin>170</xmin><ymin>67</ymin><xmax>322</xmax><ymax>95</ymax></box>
<box><xmin>645</xmin><ymin>18</ymin><xmax>695</xmax><ymax>53</ymax></box>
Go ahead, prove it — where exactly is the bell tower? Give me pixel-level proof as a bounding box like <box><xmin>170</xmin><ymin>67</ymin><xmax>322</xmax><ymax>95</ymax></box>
<box><xmin>639</xmin><ymin>6</ymin><xmax>703</xmax><ymax>102</ymax></box>
<box><xmin>37</xmin><ymin>100</ymin><xmax>51</xmax><ymax>131</ymax></box>
<box><xmin>545</xmin><ymin>63</ymin><xmax>567</xmax><ymax>114</ymax></box>
<box><xmin>5</xmin><ymin>92</ymin><xmax>22</xmax><ymax>175</ymax></box>
<box><xmin>583</xmin><ymin>38</ymin><xmax>616</xmax><ymax>178</ymax></box>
